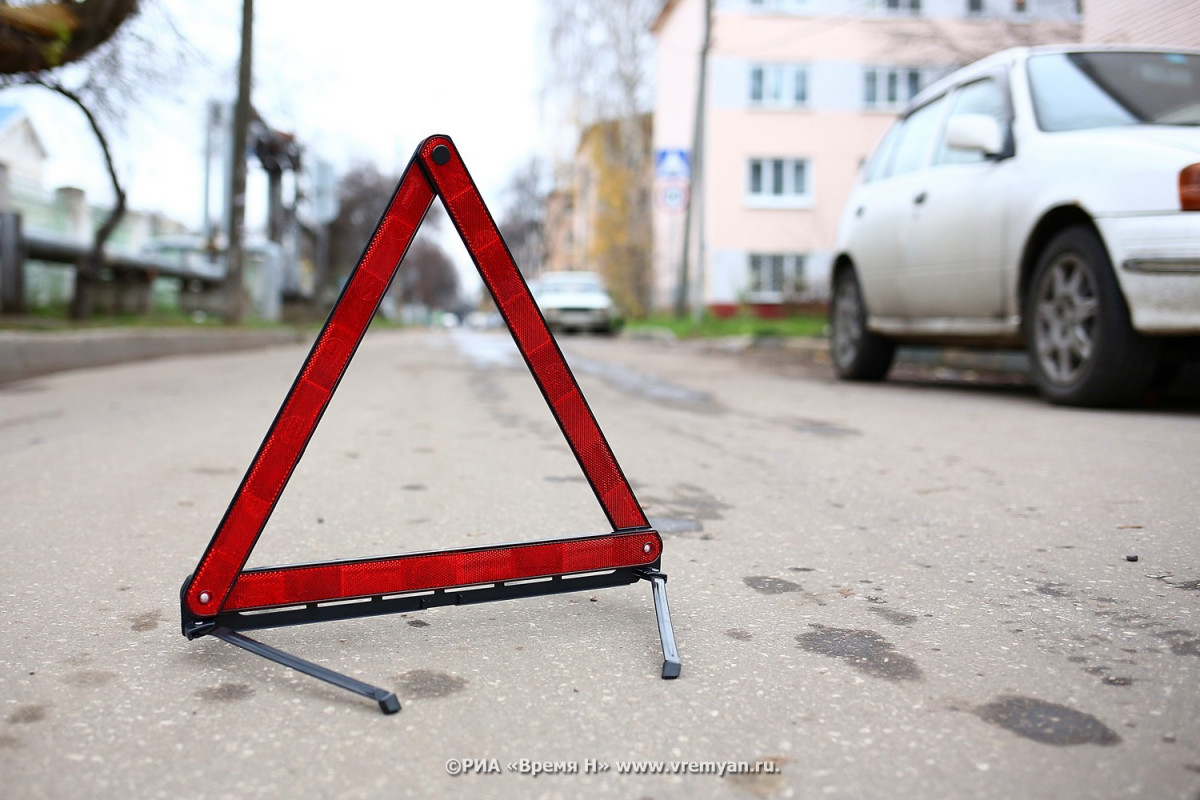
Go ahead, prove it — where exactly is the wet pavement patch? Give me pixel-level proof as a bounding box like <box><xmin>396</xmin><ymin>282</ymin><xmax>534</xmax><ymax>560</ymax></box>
<box><xmin>192</xmin><ymin>466</ymin><xmax>239</xmax><ymax>476</ymax></box>
<box><xmin>129</xmin><ymin>610</ymin><xmax>164</xmax><ymax>632</ymax></box>
<box><xmin>973</xmin><ymin>696</ymin><xmax>1120</xmax><ymax>746</ymax></box>
<box><xmin>745</xmin><ymin>576</ymin><xmax>802</xmax><ymax>594</ymax></box>
<box><xmin>1156</xmin><ymin>630</ymin><xmax>1200</xmax><ymax>658</ymax></box>
<box><xmin>796</xmin><ymin>625</ymin><xmax>922</xmax><ymax>681</ymax></box>
<box><xmin>1036</xmin><ymin>582</ymin><xmax>1070</xmax><ymax>598</ymax></box>
<box><xmin>867</xmin><ymin>607</ymin><xmax>919</xmax><ymax>626</ymax></box>
<box><xmin>1102</xmin><ymin>676</ymin><xmax>1134</xmax><ymax>687</ymax></box>
<box><xmin>394</xmin><ymin>669</ymin><xmax>468</xmax><ymax>699</ymax></box>
<box><xmin>0</xmin><ymin>734</ymin><xmax>22</xmax><ymax>749</ymax></box>
<box><xmin>196</xmin><ymin>682</ymin><xmax>254</xmax><ymax>702</ymax></box>
<box><xmin>7</xmin><ymin>704</ymin><xmax>48</xmax><ymax>724</ymax></box>
<box><xmin>407</xmin><ymin>619</ymin><xmax>430</xmax><ymax>628</ymax></box>
<box><xmin>725</xmin><ymin>756</ymin><xmax>788</xmax><ymax>797</ymax></box>
<box><xmin>725</xmin><ymin>628</ymin><xmax>753</xmax><ymax>641</ymax></box>
<box><xmin>784</xmin><ymin>417</ymin><xmax>861</xmax><ymax>438</ymax></box>
<box><xmin>60</xmin><ymin>670</ymin><xmax>117</xmax><ymax>688</ymax></box>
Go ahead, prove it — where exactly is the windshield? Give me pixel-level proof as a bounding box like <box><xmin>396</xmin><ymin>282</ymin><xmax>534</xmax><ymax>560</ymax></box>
<box><xmin>538</xmin><ymin>276</ymin><xmax>604</xmax><ymax>294</ymax></box>
<box><xmin>1027</xmin><ymin>51</ymin><xmax>1200</xmax><ymax>131</ymax></box>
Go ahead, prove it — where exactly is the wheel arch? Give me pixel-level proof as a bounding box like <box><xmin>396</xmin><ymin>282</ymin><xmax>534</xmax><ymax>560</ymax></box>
<box><xmin>831</xmin><ymin>254</ymin><xmax>857</xmax><ymax>294</ymax></box>
<box><xmin>1017</xmin><ymin>205</ymin><xmax>1104</xmax><ymax>313</ymax></box>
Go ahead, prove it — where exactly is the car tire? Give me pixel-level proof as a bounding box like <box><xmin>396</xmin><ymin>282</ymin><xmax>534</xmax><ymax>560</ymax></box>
<box><xmin>830</xmin><ymin>267</ymin><xmax>895</xmax><ymax>381</ymax></box>
<box><xmin>1024</xmin><ymin>226</ymin><xmax>1157</xmax><ymax>407</ymax></box>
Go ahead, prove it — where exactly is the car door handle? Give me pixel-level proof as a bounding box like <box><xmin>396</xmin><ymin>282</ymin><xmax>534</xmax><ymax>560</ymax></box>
<box><xmin>913</xmin><ymin>191</ymin><xmax>927</xmax><ymax>205</ymax></box>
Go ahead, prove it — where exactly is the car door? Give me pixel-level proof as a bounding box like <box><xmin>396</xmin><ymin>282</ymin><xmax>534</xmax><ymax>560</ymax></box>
<box><xmin>843</xmin><ymin>94</ymin><xmax>949</xmax><ymax>318</ymax></box>
<box><xmin>898</xmin><ymin>76</ymin><xmax>1015</xmax><ymax>320</ymax></box>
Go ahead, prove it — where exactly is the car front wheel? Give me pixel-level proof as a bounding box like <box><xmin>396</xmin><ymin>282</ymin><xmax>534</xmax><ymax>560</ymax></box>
<box><xmin>830</xmin><ymin>267</ymin><xmax>895</xmax><ymax>381</ymax></box>
<box><xmin>1024</xmin><ymin>226</ymin><xmax>1157</xmax><ymax>407</ymax></box>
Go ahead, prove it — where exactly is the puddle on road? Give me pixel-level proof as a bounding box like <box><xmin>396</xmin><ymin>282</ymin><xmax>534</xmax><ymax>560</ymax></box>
<box><xmin>563</xmin><ymin>353</ymin><xmax>720</xmax><ymax>412</ymax></box>
<box><xmin>448</xmin><ymin>330</ymin><xmax>719</xmax><ymax>412</ymax></box>
<box><xmin>973</xmin><ymin>696</ymin><xmax>1120</xmax><ymax>746</ymax></box>
<box><xmin>393</xmin><ymin>669</ymin><xmax>468</xmax><ymax>699</ymax></box>
<box><xmin>745</xmin><ymin>576</ymin><xmax>803</xmax><ymax>595</ymax></box>
<box><xmin>796</xmin><ymin>625</ymin><xmax>922</xmax><ymax>681</ymax></box>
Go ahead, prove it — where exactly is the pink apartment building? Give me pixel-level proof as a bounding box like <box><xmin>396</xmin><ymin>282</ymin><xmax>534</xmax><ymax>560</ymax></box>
<box><xmin>651</xmin><ymin>0</ymin><xmax>1080</xmax><ymax>317</ymax></box>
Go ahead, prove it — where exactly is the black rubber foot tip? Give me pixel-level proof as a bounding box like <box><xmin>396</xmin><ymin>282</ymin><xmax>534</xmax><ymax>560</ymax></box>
<box><xmin>661</xmin><ymin>661</ymin><xmax>681</xmax><ymax>680</ymax></box>
<box><xmin>378</xmin><ymin>693</ymin><xmax>401</xmax><ymax>714</ymax></box>
<box><xmin>431</xmin><ymin>145</ymin><xmax>450</xmax><ymax>165</ymax></box>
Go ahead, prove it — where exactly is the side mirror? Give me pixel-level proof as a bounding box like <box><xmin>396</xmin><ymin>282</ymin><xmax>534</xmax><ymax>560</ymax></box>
<box><xmin>945</xmin><ymin>113</ymin><xmax>1005</xmax><ymax>158</ymax></box>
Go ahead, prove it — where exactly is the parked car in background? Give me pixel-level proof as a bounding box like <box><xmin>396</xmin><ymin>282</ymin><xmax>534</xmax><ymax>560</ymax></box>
<box><xmin>531</xmin><ymin>271</ymin><xmax>623</xmax><ymax>335</ymax></box>
<box><xmin>830</xmin><ymin>45</ymin><xmax>1200</xmax><ymax>406</ymax></box>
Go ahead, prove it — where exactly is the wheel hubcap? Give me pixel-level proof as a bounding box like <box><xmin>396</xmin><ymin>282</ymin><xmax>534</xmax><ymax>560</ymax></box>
<box><xmin>1034</xmin><ymin>254</ymin><xmax>1098</xmax><ymax>386</ymax></box>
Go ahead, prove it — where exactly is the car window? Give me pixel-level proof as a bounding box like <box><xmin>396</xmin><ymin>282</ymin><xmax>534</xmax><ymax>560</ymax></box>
<box><xmin>884</xmin><ymin>94</ymin><xmax>948</xmax><ymax>178</ymax></box>
<box><xmin>1027</xmin><ymin>51</ymin><xmax>1200</xmax><ymax>131</ymax></box>
<box><xmin>863</xmin><ymin>122</ymin><xmax>904</xmax><ymax>183</ymax></box>
<box><xmin>935</xmin><ymin>78</ymin><xmax>1009</xmax><ymax>165</ymax></box>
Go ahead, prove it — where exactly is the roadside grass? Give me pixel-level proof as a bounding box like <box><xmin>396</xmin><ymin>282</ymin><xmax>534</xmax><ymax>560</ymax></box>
<box><xmin>628</xmin><ymin>310</ymin><xmax>828</xmax><ymax>340</ymax></box>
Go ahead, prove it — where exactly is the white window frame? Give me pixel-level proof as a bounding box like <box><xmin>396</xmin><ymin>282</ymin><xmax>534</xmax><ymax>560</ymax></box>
<box><xmin>864</xmin><ymin>66</ymin><xmax>924</xmax><ymax>109</ymax></box>
<box><xmin>879</xmin><ymin>0</ymin><xmax>923</xmax><ymax>13</ymax></box>
<box><xmin>749</xmin><ymin>63</ymin><xmax>810</xmax><ymax>108</ymax></box>
<box><xmin>746</xmin><ymin>157</ymin><xmax>813</xmax><ymax>208</ymax></box>
<box><xmin>746</xmin><ymin>0</ymin><xmax>811</xmax><ymax>13</ymax></box>
<box><xmin>746</xmin><ymin>253</ymin><xmax>807</xmax><ymax>301</ymax></box>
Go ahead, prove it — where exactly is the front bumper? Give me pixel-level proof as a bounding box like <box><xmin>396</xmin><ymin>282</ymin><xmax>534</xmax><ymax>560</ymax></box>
<box><xmin>543</xmin><ymin>307</ymin><xmax>619</xmax><ymax>332</ymax></box>
<box><xmin>1097</xmin><ymin>213</ymin><xmax>1200</xmax><ymax>334</ymax></box>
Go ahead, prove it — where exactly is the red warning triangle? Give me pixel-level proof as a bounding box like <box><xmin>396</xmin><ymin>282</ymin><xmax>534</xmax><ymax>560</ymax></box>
<box><xmin>181</xmin><ymin>136</ymin><xmax>679</xmax><ymax>712</ymax></box>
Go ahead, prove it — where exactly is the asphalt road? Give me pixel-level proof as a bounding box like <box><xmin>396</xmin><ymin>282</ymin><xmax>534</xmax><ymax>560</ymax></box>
<box><xmin>1</xmin><ymin>328</ymin><xmax>1197</xmax><ymax>799</ymax></box>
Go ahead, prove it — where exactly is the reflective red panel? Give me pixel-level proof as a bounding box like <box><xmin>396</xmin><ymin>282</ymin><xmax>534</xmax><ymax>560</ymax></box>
<box><xmin>223</xmin><ymin>532</ymin><xmax>663</xmax><ymax>610</ymax></box>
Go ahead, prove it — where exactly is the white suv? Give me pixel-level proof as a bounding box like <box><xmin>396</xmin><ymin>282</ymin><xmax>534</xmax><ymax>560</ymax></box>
<box><xmin>831</xmin><ymin>45</ymin><xmax>1200</xmax><ymax>406</ymax></box>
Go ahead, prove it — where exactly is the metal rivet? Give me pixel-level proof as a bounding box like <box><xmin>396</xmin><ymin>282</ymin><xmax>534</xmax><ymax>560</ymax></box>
<box><xmin>643</xmin><ymin>543</ymin><xmax>652</xmax><ymax>554</ymax></box>
<box><xmin>198</xmin><ymin>591</ymin><xmax>212</xmax><ymax>604</ymax></box>
<box><xmin>431</xmin><ymin>144</ymin><xmax>450</xmax><ymax>165</ymax></box>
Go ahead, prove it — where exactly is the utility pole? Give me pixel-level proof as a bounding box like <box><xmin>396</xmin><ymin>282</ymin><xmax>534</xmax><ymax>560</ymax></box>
<box><xmin>224</xmin><ymin>0</ymin><xmax>254</xmax><ymax>324</ymax></box>
<box><xmin>675</xmin><ymin>0</ymin><xmax>712</xmax><ymax>320</ymax></box>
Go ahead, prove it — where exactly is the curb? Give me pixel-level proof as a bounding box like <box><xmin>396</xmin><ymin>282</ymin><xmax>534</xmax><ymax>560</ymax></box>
<box><xmin>0</xmin><ymin>327</ymin><xmax>306</xmax><ymax>384</ymax></box>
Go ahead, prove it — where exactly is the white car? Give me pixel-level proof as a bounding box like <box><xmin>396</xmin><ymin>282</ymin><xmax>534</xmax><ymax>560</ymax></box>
<box><xmin>531</xmin><ymin>271</ymin><xmax>623</xmax><ymax>335</ymax></box>
<box><xmin>831</xmin><ymin>45</ymin><xmax>1200</xmax><ymax>406</ymax></box>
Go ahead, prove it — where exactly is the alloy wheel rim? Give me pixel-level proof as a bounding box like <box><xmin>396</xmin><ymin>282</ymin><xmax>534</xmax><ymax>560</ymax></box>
<box><xmin>1034</xmin><ymin>254</ymin><xmax>1099</xmax><ymax>386</ymax></box>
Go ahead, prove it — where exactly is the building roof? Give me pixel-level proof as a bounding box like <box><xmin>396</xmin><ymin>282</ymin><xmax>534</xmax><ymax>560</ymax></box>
<box><xmin>0</xmin><ymin>104</ymin><xmax>48</xmax><ymax>159</ymax></box>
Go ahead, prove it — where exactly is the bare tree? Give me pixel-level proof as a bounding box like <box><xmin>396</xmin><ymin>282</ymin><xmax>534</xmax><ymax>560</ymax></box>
<box><xmin>328</xmin><ymin>161</ymin><xmax>458</xmax><ymax>311</ymax></box>
<box><xmin>544</xmin><ymin>0</ymin><xmax>659</xmax><ymax>314</ymax></box>
<box><xmin>0</xmin><ymin>1</ymin><xmax>189</xmax><ymax>317</ymax></box>
<box><xmin>498</xmin><ymin>156</ymin><xmax>546</xmax><ymax>280</ymax></box>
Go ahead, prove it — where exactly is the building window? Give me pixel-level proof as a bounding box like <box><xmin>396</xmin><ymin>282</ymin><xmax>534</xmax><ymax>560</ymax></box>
<box><xmin>1013</xmin><ymin>0</ymin><xmax>1026</xmax><ymax>11</ymax></box>
<box><xmin>967</xmin><ymin>0</ymin><xmax>984</xmax><ymax>13</ymax></box>
<box><xmin>748</xmin><ymin>0</ymin><xmax>810</xmax><ymax>12</ymax></box>
<box><xmin>883</xmin><ymin>0</ymin><xmax>922</xmax><ymax>12</ymax></box>
<box><xmin>747</xmin><ymin>158</ymin><xmax>811</xmax><ymax>205</ymax></box>
<box><xmin>864</xmin><ymin>66</ymin><xmax>924</xmax><ymax>109</ymax></box>
<box><xmin>749</xmin><ymin>64</ymin><xmax>809</xmax><ymax>108</ymax></box>
<box><xmin>748</xmin><ymin>253</ymin><xmax>807</xmax><ymax>298</ymax></box>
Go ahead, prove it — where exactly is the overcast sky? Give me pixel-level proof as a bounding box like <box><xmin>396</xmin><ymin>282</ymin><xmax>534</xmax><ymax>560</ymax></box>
<box><xmin>7</xmin><ymin>0</ymin><xmax>550</xmax><ymax>287</ymax></box>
